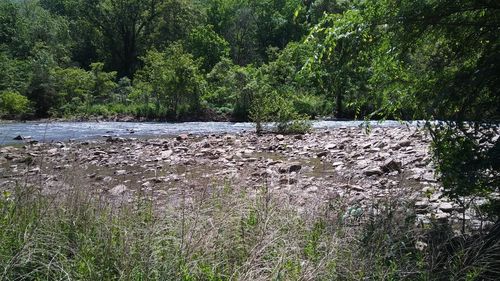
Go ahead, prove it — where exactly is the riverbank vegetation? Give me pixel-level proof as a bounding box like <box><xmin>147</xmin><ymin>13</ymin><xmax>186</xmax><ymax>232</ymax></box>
<box><xmin>2</xmin><ymin>181</ymin><xmax>499</xmax><ymax>280</ymax></box>
<box><xmin>1</xmin><ymin>0</ymin><xmax>497</xmax><ymax>124</ymax></box>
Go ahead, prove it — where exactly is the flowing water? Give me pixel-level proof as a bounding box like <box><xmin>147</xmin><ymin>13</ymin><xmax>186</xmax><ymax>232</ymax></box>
<box><xmin>0</xmin><ymin>120</ymin><xmax>419</xmax><ymax>145</ymax></box>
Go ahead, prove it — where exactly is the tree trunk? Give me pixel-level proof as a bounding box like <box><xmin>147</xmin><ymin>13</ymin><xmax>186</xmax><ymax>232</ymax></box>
<box><xmin>336</xmin><ymin>90</ymin><xmax>343</xmax><ymax>118</ymax></box>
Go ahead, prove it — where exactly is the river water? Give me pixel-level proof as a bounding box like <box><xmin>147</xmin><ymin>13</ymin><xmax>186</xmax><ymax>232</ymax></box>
<box><xmin>0</xmin><ymin>120</ymin><xmax>418</xmax><ymax>145</ymax></box>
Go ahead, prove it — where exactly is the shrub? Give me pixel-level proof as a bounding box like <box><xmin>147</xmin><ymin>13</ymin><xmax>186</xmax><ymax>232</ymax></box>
<box><xmin>0</xmin><ymin>91</ymin><xmax>31</xmax><ymax>118</ymax></box>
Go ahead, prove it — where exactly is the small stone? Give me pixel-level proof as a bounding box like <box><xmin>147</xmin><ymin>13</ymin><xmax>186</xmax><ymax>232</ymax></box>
<box><xmin>115</xmin><ymin>170</ymin><xmax>127</xmax><ymax>176</ymax></box>
<box><xmin>343</xmin><ymin>184</ymin><xmax>364</xmax><ymax>192</ymax></box>
<box><xmin>398</xmin><ymin>140</ymin><xmax>411</xmax><ymax>147</ymax></box>
<box><xmin>317</xmin><ymin>151</ymin><xmax>328</xmax><ymax>158</ymax></box>
<box><xmin>176</xmin><ymin>134</ymin><xmax>189</xmax><ymax>141</ymax></box>
<box><xmin>433</xmin><ymin>212</ymin><xmax>450</xmax><ymax>221</ymax></box>
<box><xmin>325</xmin><ymin>143</ymin><xmax>336</xmax><ymax>150</ymax></box>
<box><xmin>381</xmin><ymin>159</ymin><xmax>402</xmax><ymax>173</ymax></box>
<box><xmin>276</xmin><ymin>134</ymin><xmax>285</xmax><ymax>141</ymax></box>
<box><xmin>109</xmin><ymin>184</ymin><xmax>127</xmax><ymax>196</ymax></box>
<box><xmin>439</xmin><ymin>202</ymin><xmax>454</xmax><ymax>212</ymax></box>
<box><xmin>161</xmin><ymin>150</ymin><xmax>173</xmax><ymax>159</ymax></box>
<box><xmin>415</xmin><ymin>201</ymin><xmax>429</xmax><ymax>214</ymax></box>
<box><xmin>363</xmin><ymin>167</ymin><xmax>383</xmax><ymax>176</ymax></box>
<box><xmin>55</xmin><ymin>142</ymin><xmax>65</xmax><ymax>148</ymax></box>
<box><xmin>278</xmin><ymin>163</ymin><xmax>302</xmax><ymax>173</ymax></box>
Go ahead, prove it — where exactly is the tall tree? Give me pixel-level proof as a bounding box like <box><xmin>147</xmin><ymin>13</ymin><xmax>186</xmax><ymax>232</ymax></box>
<box><xmin>82</xmin><ymin>0</ymin><xmax>167</xmax><ymax>77</ymax></box>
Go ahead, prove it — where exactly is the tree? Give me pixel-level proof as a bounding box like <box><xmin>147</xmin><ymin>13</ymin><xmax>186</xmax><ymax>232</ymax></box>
<box><xmin>134</xmin><ymin>44</ymin><xmax>205</xmax><ymax>119</ymax></box>
<box><xmin>50</xmin><ymin>66</ymin><xmax>93</xmax><ymax>115</ymax></box>
<box><xmin>185</xmin><ymin>25</ymin><xmax>230</xmax><ymax>71</ymax></box>
<box><xmin>307</xmin><ymin>9</ymin><xmax>373</xmax><ymax>118</ymax></box>
<box><xmin>82</xmin><ymin>0</ymin><xmax>168</xmax><ymax>77</ymax></box>
<box><xmin>89</xmin><ymin>62</ymin><xmax>117</xmax><ymax>103</ymax></box>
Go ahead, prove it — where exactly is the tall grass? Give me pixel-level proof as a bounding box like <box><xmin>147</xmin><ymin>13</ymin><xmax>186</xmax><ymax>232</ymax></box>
<box><xmin>1</xmin><ymin>181</ymin><xmax>499</xmax><ymax>280</ymax></box>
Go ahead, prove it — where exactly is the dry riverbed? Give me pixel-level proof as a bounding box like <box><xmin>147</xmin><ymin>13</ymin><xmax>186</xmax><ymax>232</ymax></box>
<box><xmin>0</xmin><ymin>127</ymin><xmax>485</xmax><ymax>230</ymax></box>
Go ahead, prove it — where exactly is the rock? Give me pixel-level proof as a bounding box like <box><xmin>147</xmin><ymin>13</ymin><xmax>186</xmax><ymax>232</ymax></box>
<box><xmin>381</xmin><ymin>159</ymin><xmax>402</xmax><ymax>173</ymax></box>
<box><xmin>160</xmin><ymin>150</ymin><xmax>173</xmax><ymax>159</ymax></box>
<box><xmin>29</xmin><ymin>167</ymin><xmax>40</xmax><ymax>173</ymax></box>
<box><xmin>55</xmin><ymin>142</ymin><xmax>65</xmax><ymax>148</ymax></box>
<box><xmin>109</xmin><ymin>184</ymin><xmax>127</xmax><ymax>196</ymax></box>
<box><xmin>325</xmin><ymin>143</ymin><xmax>336</xmax><ymax>150</ymax></box>
<box><xmin>115</xmin><ymin>170</ymin><xmax>127</xmax><ymax>176</ymax></box>
<box><xmin>398</xmin><ymin>140</ymin><xmax>411</xmax><ymax>148</ymax></box>
<box><xmin>289</xmin><ymin>163</ymin><xmax>302</xmax><ymax>173</ymax></box>
<box><xmin>307</xmin><ymin>185</ymin><xmax>319</xmax><ymax>193</ymax></box>
<box><xmin>279</xmin><ymin>177</ymin><xmax>297</xmax><ymax>185</ymax></box>
<box><xmin>363</xmin><ymin>167</ymin><xmax>383</xmax><ymax>176</ymax></box>
<box><xmin>317</xmin><ymin>151</ymin><xmax>328</xmax><ymax>158</ymax></box>
<box><xmin>415</xmin><ymin>201</ymin><xmax>429</xmax><ymax>214</ymax></box>
<box><xmin>276</xmin><ymin>134</ymin><xmax>285</xmax><ymax>141</ymax></box>
<box><xmin>294</xmin><ymin>135</ymin><xmax>304</xmax><ymax>140</ymax></box>
<box><xmin>13</xmin><ymin>135</ymin><xmax>24</xmax><ymax>140</ymax></box>
<box><xmin>279</xmin><ymin>163</ymin><xmax>302</xmax><ymax>173</ymax></box>
<box><xmin>439</xmin><ymin>202</ymin><xmax>454</xmax><ymax>212</ymax></box>
<box><xmin>176</xmin><ymin>134</ymin><xmax>189</xmax><ymax>141</ymax></box>
<box><xmin>433</xmin><ymin>211</ymin><xmax>450</xmax><ymax>221</ymax></box>
<box><xmin>343</xmin><ymin>184</ymin><xmax>364</xmax><ymax>192</ymax></box>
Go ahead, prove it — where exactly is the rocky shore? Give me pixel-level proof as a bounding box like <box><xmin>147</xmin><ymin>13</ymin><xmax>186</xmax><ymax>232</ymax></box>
<box><xmin>0</xmin><ymin>127</ymin><xmax>486</xmax><ymax>230</ymax></box>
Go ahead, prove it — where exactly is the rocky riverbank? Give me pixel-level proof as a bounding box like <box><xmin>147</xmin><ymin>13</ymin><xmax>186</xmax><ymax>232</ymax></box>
<box><xmin>0</xmin><ymin>127</ymin><xmax>486</xmax><ymax>230</ymax></box>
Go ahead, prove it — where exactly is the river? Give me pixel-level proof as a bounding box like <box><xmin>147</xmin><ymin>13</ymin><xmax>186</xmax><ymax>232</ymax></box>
<box><xmin>0</xmin><ymin>120</ymin><xmax>419</xmax><ymax>145</ymax></box>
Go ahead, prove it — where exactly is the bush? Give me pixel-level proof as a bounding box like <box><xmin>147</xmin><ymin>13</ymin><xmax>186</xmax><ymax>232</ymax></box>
<box><xmin>250</xmin><ymin>88</ymin><xmax>311</xmax><ymax>134</ymax></box>
<box><xmin>0</xmin><ymin>91</ymin><xmax>31</xmax><ymax>118</ymax></box>
<box><xmin>85</xmin><ymin>104</ymin><xmax>110</xmax><ymax>117</ymax></box>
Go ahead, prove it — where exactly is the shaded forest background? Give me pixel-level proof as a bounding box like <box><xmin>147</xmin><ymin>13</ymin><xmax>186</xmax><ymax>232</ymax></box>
<box><xmin>1</xmin><ymin>0</ymin><xmax>497</xmax><ymax>122</ymax></box>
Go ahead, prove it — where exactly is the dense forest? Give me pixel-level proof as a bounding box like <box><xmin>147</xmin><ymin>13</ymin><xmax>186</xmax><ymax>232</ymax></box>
<box><xmin>1</xmin><ymin>0</ymin><xmax>498</xmax><ymax>124</ymax></box>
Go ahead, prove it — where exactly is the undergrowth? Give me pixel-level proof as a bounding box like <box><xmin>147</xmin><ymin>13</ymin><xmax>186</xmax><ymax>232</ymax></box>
<box><xmin>0</xmin><ymin>182</ymin><xmax>499</xmax><ymax>280</ymax></box>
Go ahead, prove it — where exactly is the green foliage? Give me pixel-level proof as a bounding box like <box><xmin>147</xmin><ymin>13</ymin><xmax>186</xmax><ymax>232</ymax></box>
<box><xmin>89</xmin><ymin>62</ymin><xmax>118</xmax><ymax>103</ymax></box>
<box><xmin>0</xmin><ymin>91</ymin><xmax>31</xmax><ymax>118</ymax></box>
<box><xmin>186</xmin><ymin>25</ymin><xmax>230</xmax><ymax>71</ymax></box>
<box><xmin>249</xmin><ymin>86</ymin><xmax>311</xmax><ymax>134</ymax></box>
<box><xmin>0</xmin><ymin>52</ymin><xmax>32</xmax><ymax>94</ymax></box>
<box><xmin>50</xmin><ymin>66</ymin><xmax>93</xmax><ymax>115</ymax></box>
<box><xmin>430</xmin><ymin>123</ymin><xmax>500</xmax><ymax>221</ymax></box>
<box><xmin>134</xmin><ymin>44</ymin><xmax>205</xmax><ymax>119</ymax></box>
